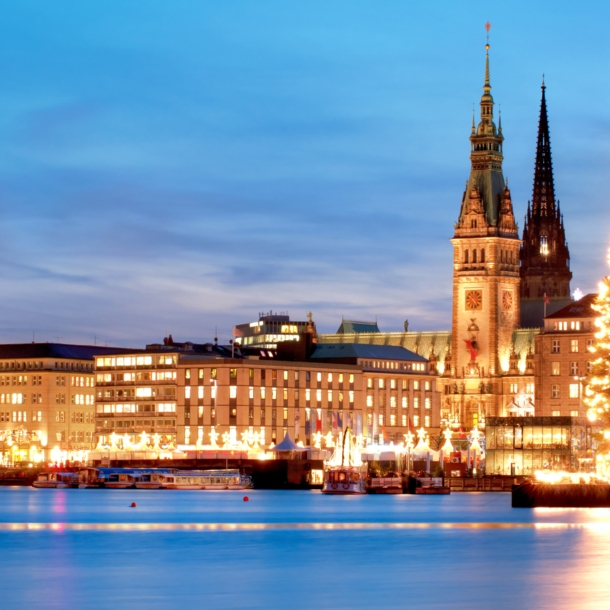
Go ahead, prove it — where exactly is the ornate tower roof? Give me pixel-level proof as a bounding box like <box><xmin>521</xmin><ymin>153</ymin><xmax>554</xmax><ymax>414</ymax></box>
<box><xmin>520</xmin><ymin>81</ymin><xmax>572</xmax><ymax>324</ymax></box>
<box><xmin>455</xmin><ymin>32</ymin><xmax>516</xmax><ymax>238</ymax></box>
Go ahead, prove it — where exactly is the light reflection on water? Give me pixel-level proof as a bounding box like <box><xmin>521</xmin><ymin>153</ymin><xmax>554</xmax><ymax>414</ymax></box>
<box><xmin>1</xmin><ymin>488</ymin><xmax>610</xmax><ymax>609</ymax></box>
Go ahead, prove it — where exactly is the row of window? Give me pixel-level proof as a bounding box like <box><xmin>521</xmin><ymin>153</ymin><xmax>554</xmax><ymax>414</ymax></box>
<box><xmin>363</xmin><ymin>360</ymin><xmax>426</xmax><ymax>372</ymax></box>
<box><xmin>366</xmin><ymin>396</ymin><xmax>431</xmax><ymax>409</ymax></box>
<box><xmin>550</xmin><ymin>384</ymin><xmax>582</xmax><ymax>400</ymax></box>
<box><xmin>550</xmin><ymin>338</ymin><xmax>594</xmax><ymax>353</ymax></box>
<box><xmin>96</xmin><ymin>403</ymin><xmax>177</xmax><ymax>414</ymax></box>
<box><xmin>0</xmin><ymin>361</ymin><xmax>93</xmax><ymax>371</ymax></box>
<box><xmin>97</xmin><ymin>356</ymin><xmax>175</xmax><ymax>368</ymax></box>
<box><xmin>550</xmin><ymin>361</ymin><xmax>591</xmax><ymax>376</ymax></box>
<box><xmin>97</xmin><ymin>371</ymin><xmax>176</xmax><ymax>383</ymax></box>
<box><xmin>0</xmin><ymin>411</ymin><xmax>43</xmax><ymax>423</ymax></box>
<box><xmin>366</xmin><ymin>378</ymin><xmax>431</xmax><ymax>391</ymax></box>
<box><xmin>508</xmin><ymin>383</ymin><xmax>535</xmax><ymax>394</ymax></box>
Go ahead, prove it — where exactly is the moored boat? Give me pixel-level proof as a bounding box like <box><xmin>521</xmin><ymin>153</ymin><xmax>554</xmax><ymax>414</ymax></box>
<box><xmin>367</xmin><ymin>476</ymin><xmax>403</xmax><ymax>494</ymax></box>
<box><xmin>158</xmin><ymin>469</ymin><xmax>252</xmax><ymax>490</ymax></box>
<box><xmin>322</xmin><ymin>427</ymin><xmax>367</xmax><ymax>495</ymax></box>
<box><xmin>32</xmin><ymin>472</ymin><xmax>77</xmax><ymax>489</ymax></box>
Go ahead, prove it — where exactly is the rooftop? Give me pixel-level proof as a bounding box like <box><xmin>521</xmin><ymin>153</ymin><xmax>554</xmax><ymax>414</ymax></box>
<box><xmin>311</xmin><ymin>343</ymin><xmax>427</xmax><ymax>362</ymax></box>
<box><xmin>336</xmin><ymin>319</ymin><xmax>380</xmax><ymax>334</ymax></box>
<box><xmin>0</xmin><ymin>343</ymin><xmax>136</xmax><ymax>361</ymax></box>
<box><xmin>545</xmin><ymin>293</ymin><xmax>598</xmax><ymax>320</ymax></box>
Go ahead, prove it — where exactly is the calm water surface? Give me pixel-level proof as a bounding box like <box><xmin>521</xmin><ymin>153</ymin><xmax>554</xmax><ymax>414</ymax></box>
<box><xmin>1</xmin><ymin>488</ymin><xmax>609</xmax><ymax>609</ymax></box>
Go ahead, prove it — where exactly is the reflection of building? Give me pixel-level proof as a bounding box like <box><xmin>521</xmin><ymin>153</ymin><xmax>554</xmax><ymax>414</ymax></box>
<box><xmin>485</xmin><ymin>416</ymin><xmax>599</xmax><ymax>475</ymax></box>
<box><xmin>0</xmin><ymin>343</ymin><xmax>131</xmax><ymax>463</ymax></box>
<box><xmin>234</xmin><ymin>312</ymin><xmax>311</xmax><ymax>349</ymax></box>
<box><xmin>534</xmin><ymin>294</ymin><xmax>598</xmax><ymax>416</ymax></box>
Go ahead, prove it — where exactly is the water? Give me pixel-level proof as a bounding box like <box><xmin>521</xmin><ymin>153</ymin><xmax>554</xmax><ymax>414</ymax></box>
<box><xmin>1</xmin><ymin>488</ymin><xmax>610</xmax><ymax>609</ymax></box>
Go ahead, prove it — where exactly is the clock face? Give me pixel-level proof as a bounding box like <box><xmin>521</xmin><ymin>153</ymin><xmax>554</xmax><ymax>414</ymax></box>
<box><xmin>502</xmin><ymin>290</ymin><xmax>513</xmax><ymax>311</ymax></box>
<box><xmin>465</xmin><ymin>290</ymin><xmax>482</xmax><ymax>310</ymax></box>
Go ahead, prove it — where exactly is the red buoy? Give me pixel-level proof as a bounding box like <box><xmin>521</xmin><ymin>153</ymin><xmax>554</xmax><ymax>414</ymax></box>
<box><xmin>243</xmin><ymin>496</ymin><xmax>249</xmax><ymax>502</ymax></box>
<box><xmin>130</xmin><ymin>502</ymin><xmax>137</xmax><ymax>508</ymax></box>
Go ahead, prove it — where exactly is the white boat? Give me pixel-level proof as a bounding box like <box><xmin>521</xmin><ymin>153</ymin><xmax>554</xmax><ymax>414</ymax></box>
<box><xmin>135</xmin><ymin>472</ymin><xmax>165</xmax><ymax>489</ymax></box>
<box><xmin>32</xmin><ymin>472</ymin><xmax>76</xmax><ymax>489</ymax></box>
<box><xmin>322</xmin><ymin>427</ymin><xmax>367</xmax><ymax>494</ymax></box>
<box><xmin>104</xmin><ymin>472</ymin><xmax>139</xmax><ymax>489</ymax></box>
<box><xmin>158</xmin><ymin>469</ymin><xmax>252</xmax><ymax>490</ymax></box>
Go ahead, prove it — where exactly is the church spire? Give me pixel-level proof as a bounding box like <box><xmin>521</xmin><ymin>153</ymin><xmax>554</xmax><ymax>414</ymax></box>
<box><xmin>531</xmin><ymin>78</ymin><xmax>556</xmax><ymax>217</ymax></box>
<box><xmin>519</xmin><ymin>80</ymin><xmax>572</xmax><ymax>326</ymax></box>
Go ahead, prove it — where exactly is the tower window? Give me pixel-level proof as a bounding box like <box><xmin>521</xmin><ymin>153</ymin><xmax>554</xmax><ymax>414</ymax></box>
<box><xmin>540</xmin><ymin>234</ymin><xmax>549</xmax><ymax>256</ymax></box>
<box><xmin>481</xmin><ymin>249</ymin><xmax>485</xmax><ymax>263</ymax></box>
<box><xmin>472</xmin><ymin>250</ymin><xmax>477</xmax><ymax>263</ymax></box>
<box><xmin>471</xmin><ymin>219</ymin><xmax>477</xmax><ymax>228</ymax></box>
<box><xmin>464</xmin><ymin>250</ymin><xmax>469</xmax><ymax>264</ymax></box>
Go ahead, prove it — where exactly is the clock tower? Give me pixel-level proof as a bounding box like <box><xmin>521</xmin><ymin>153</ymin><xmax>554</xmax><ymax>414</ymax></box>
<box><xmin>448</xmin><ymin>34</ymin><xmax>521</xmax><ymax>422</ymax></box>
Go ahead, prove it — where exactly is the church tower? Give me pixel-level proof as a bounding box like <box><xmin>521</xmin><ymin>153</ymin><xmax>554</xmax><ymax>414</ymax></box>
<box><xmin>448</xmin><ymin>34</ymin><xmax>521</xmax><ymax>422</ymax></box>
<box><xmin>519</xmin><ymin>81</ymin><xmax>572</xmax><ymax>327</ymax></box>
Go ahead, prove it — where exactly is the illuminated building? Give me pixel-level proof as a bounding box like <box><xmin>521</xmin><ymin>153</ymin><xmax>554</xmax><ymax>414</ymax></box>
<box><xmin>520</xmin><ymin>81</ymin><xmax>573</xmax><ymax>327</ymax></box>
<box><xmin>0</xmin><ymin>343</ymin><xmax>132</xmax><ymax>463</ymax></box>
<box><xmin>94</xmin><ymin>329</ymin><xmax>441</xmax><ymax>450</ymax></box>
<box><xmin>534</xmin><ymin>294</ymin><xmax>598</xmax><ymax>416</ymax></box>
<box><xmin>234</xmin><ymin>312</ymin><xmax>310</xmax><ymax>348</ymax></box>
<box><xmin>485</xmin><ymin>416</ymin><xmax>599</xmax><ymax>475</ymax></box>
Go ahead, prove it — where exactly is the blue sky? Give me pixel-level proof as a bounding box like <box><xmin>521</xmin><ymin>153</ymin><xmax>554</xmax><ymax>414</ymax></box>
<box><xmin>1</xmin><ymin>1</ymin><xmax>609</xmax><ymax>346</ymax></box>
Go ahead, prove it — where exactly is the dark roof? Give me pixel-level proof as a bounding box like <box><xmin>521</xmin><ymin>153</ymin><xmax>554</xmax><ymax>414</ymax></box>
<box><xmin>0</xmin><ymin>343</ymin><xmax>138</xmax><ymax>360</ymax></box>
<box><xmin>311</xmin><ymin>343</ymin><xmax>427</xmax><ymax>363</ymax></box>
<box><xmin>545</xmin><ymin>294</ymin><xmax>598</xmax><ymax>320</ymax></box>
<box><xmin>336</xmin><ymin>320</ymin><xmax>380</xmax><ymax>334</ymax></box>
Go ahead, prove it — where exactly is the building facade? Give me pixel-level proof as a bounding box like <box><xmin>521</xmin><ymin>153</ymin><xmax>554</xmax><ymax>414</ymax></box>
<box><xmin>534</xmin><ymin>294</ymin><xmax>597</xmax><ymax>417</ymax></box>
<box><xmin>0</xmin><ymin>343</ymin><xmax>131</xmax><ymax>463</ymax></box>
<box><xmin>94</xmin><ymin>337</ymin><xmax>442</xmax><ymax>450</ymax></box>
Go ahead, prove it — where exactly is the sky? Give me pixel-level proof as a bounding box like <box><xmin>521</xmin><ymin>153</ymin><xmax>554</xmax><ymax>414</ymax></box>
<box><xmin>1</xmin><ymin>1</ymin><xmax>610</xmax><ymax>347</ymax></box>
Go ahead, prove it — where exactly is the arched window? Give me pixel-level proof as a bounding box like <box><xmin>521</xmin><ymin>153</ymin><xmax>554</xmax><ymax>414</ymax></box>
<box><xmin>540</xmin><ymin>233</ymin><xmax>549</xmax><ymax>256</ymax></box>
<box><xmin>464</xmin><ymin>250</ymin><xmax>469</xmax><ymax>264</ymax></box>
<box><xmin>472</xmin><ymin>249</ymin><xmax>477</xmax><ymax>263</ymax></box>
<box><xmin>471</xmin><ymin>219</ymin><xmax>477</xmax><ymax>228</ymax></box>
<box><xmin>481</xmin><ymin>249</ymin><xmax>485</xmax><ymax>263</ymax></box>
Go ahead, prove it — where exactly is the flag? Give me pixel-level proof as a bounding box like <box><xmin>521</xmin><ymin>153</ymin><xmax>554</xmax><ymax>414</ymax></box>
<box><xmin>543</xmin><ymin>293</ymin><xmax>550</xmax><ymax>305</ymax></box>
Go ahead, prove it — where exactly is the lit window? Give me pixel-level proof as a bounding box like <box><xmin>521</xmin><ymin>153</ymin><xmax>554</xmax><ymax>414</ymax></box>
<box><xmin>413</xmin><ymin>381</ymin><xmax>420</xmax><ymax>391</ymax></box>
<box><xmin>230</xmin><ymin>387</ymin><xmax>237</xmax><ymax>399</ymax></box>
<box><xmin>424</xmin><ymin>416</ymin><xmax>430</xmax><ymax>427</ymax></box>
<box><xmin>552</xmin><ymin>410</ymin><xmax>560</xmax><ymax>417</ymax></box>
<box><xmin>185</xmin><ymin>387</ymin><xmax>191</xmax><ymax>399</ymax></box>
<box><xmin>570</xmin><ymin>410</ymin><xmax>579</xmax><ymax>417</ymax></box>
<box><xmin>401</xmin><ymin>414</ymin><xmax>407</xmax><ymax>426</ymax></box>
<box><xmin>414</xmin><ymin>397</ymin><xmax>420</xmax><ymax>410</ymax></box>
<box><xmin>402</xmin><ymin>396</ymin><xmax>408</xmax><ymax>409</ymax></box>
<box><xmin>551</xmin><ymin>340</ymin><xmax>560</xmax><ymax>354</ymax></box>
<box><xmin>551</xmin><ymin>385</ymin><xmax>560</xmax><ymax>399</ymax></box>
<box><xmin>366</xmin><ymin>396</ymin><xmax>373</xmax><ymax>408</ymax></box>
<box><xmin>317</xmin><ymin>372</ymin><xmax>322</xmax><ymax>382</ymax></box>
<box><xmin>551</xmin><ymin>362</ymin><xmax>560</xmax><ymax>376</ymax></box>
<box><xmin>424</xmin><ymin>398</ymin><xmax>431</xmax><ymax>410</ymax></box>
<box><xmin>413</xmin><ymin>415</ymin><xmax>420</xmax><ymax>427</ymax></box>
<box><xmin>390</xmin><ymin>413</ymin><xmax>396</xmax><ymax>426</ymax></box>
<box><xmin>570</xmin><ymin>339</ymin><xmax>579</xmax><ymax>353</ymax></box>
<box><xmin>569</xmin><ymin>384</ymin><xmax>579</xmax><ymax>399</ymax></box>
<box><xmin>379</xmin><ymin>379</ymin><xmax>385</xmax><ymax>389</ymax></box>
<box><xmin>367</xmin><ymin>378</ymin><xmax>373</xmax><ymax>389</ymax></box>
<box><xmin>509</xmin><ymin>383</ymin><xmax>518</xmax><ymax>393</ymax></box>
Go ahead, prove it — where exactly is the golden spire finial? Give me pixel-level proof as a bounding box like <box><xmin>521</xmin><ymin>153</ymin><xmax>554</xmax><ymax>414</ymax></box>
<box><xmin>484</xmin><ymin>22</ymin><xmax>491</xmax><ymax>86</ymax></box>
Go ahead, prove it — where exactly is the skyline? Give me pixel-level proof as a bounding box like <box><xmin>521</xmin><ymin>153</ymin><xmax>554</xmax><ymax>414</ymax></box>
<box><xmin>1</xmin><ymin>2</ymin><xmax>610</xmax><ymax>347</ymax></box>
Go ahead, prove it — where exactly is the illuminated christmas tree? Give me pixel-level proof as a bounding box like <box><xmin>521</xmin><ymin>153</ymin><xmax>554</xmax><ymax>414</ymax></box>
<box><xmin>583</xmin><ymin>257</ymin><xmax>610</xmax><ymax>475</ymax></box>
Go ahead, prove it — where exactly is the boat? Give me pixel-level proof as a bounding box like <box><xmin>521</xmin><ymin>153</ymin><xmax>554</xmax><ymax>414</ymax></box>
<box><xmin>407</xmin><ymin>476</ymin><xmax>451</xmax><ymax>495</ymax></box>
<box><xmin>158</xmin><ymin>469</ymin><xmax>252</xmax><ymax>490</ymax></box>
<box><xmin>104</xmin><ymin>472</ymin><xmax>139</xmax><ymax>489</ymax></box>
<box><xmin>368</xmin><ymin>476</ymin><xmax>403</xmax><ymax>494</ymax></box>
<box><xmin>32</xmin><ymin>472</ymin><xmax>77</xmax><ymax>489</ymax></box>
<box><xmin>135</xmin><ymin>472</ymin><xmax>166</xmax><ymax>489</ymax></box>
<box><xmin>322</xmin><ymin>428</ymin><xmax>367</xmax><ymax>495</ymax></box>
